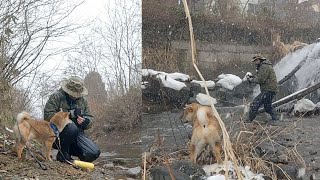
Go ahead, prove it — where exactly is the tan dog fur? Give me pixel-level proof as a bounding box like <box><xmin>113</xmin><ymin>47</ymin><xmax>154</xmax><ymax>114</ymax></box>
<box><xmin>13</xmin><ymin>111</ymin><xmax>71</xmax><ymax>161</ymax></box>
<box><xmin>180</xmin><ymin>103</ymin><xmax>222</xmax><ymax>164</ymax></box>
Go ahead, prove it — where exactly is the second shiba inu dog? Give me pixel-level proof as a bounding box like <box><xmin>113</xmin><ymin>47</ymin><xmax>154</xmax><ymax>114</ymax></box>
<box><xmin>180</xmin><ymin>103</ymin><xmax>222</xmax><ymax>164</ymax></box>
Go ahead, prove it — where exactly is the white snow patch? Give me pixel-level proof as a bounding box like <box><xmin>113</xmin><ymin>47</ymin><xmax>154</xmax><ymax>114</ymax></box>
<box><xmin>242</xmin><ymin>72</ymin><xmax>253</xmax><ymax>82</ymax></box>
<box><xmin>5</xmin><ymin>127</ymin><xmax>13</xmax><ymax>133</ymax></box>
<box><xmin>203</xmin><ymin>161</ymin><xmax>265</xmax><ymax>180</ymax></box>
<box><xmin>196</xmin><ymin>93</ymin><xmax>217</xmax><ymax>106</ymax></box>
<box><xmin>206</xmin><ymin>174</ymin><xmax>225</xmax><ymax>180</ymax></box>
<box><xmin>156</xmin><ymin>74</ymin><xmax>187</xmax><ymax>91</ymax></box>
<box><xmin>142</xmin><ymin>69</ymin><xmax>190</xmax><ymax>81</ymax></box>
<box><xmin>191</xmin><ymin>80</ymin><xmax>215</xmax><ymax>88</ymax></box>
<box><xmin>141</xmin><ymin>69</ymin><xmax>161</xmax><ymax>76</ymax></box>
<box><xmin>294</xmin><ymin>98</ymin><xmax>316</xmax><ymax>113</ymax></box>
<box><xmin>216</xmin><ymin>74</ymin><xmax>242</xmax><ymax>90</ymax></box>
<box><xmin>166</xmin><ymin>72</ymin><xmax>190</xmax><ymax>81</ymax></box>
<box><xmin>298</xmin><ymin>0</ymin><xmax>308</xmax><ymax>3</ymax></box>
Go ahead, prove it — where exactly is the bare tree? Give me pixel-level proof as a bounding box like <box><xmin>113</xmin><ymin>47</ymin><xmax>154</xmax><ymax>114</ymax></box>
<box><xmin>0</xmin><ymin>0</ymin><xmax>83</xmax><ymax>86</ymax></box>
<box><xmin>64</xmin><ymin>0</ymin><xmax>141</xmax><ymax>96</ymax></box>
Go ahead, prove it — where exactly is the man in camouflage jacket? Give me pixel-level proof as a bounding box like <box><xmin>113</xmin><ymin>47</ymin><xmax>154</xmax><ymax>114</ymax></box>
<box><xmin>44</xmin><ymin>76</ymin><xmax>100</xmax><ymax>162</ymax></box>
<box><xmin>245</xmin><ymin>55</ymin><xmax>279</xmax><ymax>124</ymax></box>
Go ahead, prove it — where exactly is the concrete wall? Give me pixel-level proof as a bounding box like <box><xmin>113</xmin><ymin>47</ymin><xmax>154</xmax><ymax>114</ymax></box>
<box><xmin>172</xmin><ymin>41</ymin><xmax>273</xmax><ymax>80</ymax></box>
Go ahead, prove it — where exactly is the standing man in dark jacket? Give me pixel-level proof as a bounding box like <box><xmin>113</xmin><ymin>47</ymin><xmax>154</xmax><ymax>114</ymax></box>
<box><xmin>245</xmin><ymin>54</ymin><xmax>279</xmax><ymax>124</ymax></box>
<box><xmin>44</xmin><ymin>76</ymin><xmax>100</xmax><ymax>163</ymax></box>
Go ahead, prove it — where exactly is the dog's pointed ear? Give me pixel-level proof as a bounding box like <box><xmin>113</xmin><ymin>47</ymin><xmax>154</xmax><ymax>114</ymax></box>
<box><xmin>60</xmin><ymin>108</ymin><xmax>63</xmax><ymax>112</ymax></box>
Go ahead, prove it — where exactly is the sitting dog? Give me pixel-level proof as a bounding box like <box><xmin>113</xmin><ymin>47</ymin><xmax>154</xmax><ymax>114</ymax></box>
<box><xmin>13</xmin><ymin>111</ymin><xmax>71</xmax><ymax>161</ymax></box>
<box><xmin>180</xmin><ymin>103</ymin><xmax>222</xmax><ymax>164</ymax></box>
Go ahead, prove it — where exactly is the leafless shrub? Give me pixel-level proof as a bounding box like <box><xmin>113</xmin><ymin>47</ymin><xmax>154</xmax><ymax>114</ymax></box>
<box><xmin>88</xmin><ymin>86</ymin><xmax>141</xmax><ymax>137</ymax></box>
<box><xmin>143</xmin><ymin>48</ymin><xmax>179</xmax><ymax>73</ymax></box>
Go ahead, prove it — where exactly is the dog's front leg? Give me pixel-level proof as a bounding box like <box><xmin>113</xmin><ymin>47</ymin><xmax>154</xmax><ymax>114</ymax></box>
<box><xmin>16</xmin><ymin>142</ymin><xmax>25</xmax><ymax>161</ymax></box>
<box><xmin>214</xmin><ymin>141</ymin><xmax>222</xmax><ymax>164</ymax></box>
<box><xmin>44</xmin><ymin>141</ymin><xmax>54</xmax><ymax>161</ymax></box>
<box><xmin>189</xmin><ymin>143</ymin><xmax>196</xmax><ymax>163</ymax></box>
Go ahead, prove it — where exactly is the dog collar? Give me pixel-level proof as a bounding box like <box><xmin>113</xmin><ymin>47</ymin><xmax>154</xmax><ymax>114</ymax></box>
<box><xmin>49</xmin><ymin>122</ymin><xmax>60</xmax><ymax>137</ymax></box>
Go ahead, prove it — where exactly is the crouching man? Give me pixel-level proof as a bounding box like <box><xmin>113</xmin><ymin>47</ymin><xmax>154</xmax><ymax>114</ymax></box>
<box><xmin>44</xmin><ymin>76</ymin><xmax>100</xmax><ymax>163</ymax></box>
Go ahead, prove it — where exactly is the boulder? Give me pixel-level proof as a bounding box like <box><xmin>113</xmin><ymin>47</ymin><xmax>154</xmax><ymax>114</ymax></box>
<box><xmin>126</xmin><ymin>166</ymin><xmax>142</xmax><ymax>178</ymax></box>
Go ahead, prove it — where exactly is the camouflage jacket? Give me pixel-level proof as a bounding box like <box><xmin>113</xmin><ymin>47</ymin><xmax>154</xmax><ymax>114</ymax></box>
<box><xmin>252</xmin><ymin>60</ymin><xmax>279</xmax><ymax>92</ymax></box>
<box><xmin>44</xmin><ymin>88</ymin><xmax>93</xmax><ymax>130</ymax></box>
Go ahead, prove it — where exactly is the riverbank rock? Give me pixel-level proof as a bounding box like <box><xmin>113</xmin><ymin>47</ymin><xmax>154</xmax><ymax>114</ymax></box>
<box><xmin>275</xmin><ymin>164</ymin><xmax>305</xmax><ymax>180</ymax></box>
<box><xmin>126</xmin><ymin>166</ymin><xmax>142</xmax><ymax>178</ymax></box>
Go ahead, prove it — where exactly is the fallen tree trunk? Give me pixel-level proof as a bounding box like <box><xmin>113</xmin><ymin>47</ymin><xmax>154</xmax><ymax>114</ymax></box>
<box><xmin>258</xmin><ymin>82</ymin><xmax>320</xmax><ymax>113</ymax></box>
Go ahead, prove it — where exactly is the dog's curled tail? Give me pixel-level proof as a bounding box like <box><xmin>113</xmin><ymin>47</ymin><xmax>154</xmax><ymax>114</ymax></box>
<box><xmin>16</xmin><ymin>111</ymin><xmax>32</xmax><ymax>124</ymax></box>
<box><xmin>14</xmin><ymin>111</ymin><xmax>31</xmax><ymax>143</ymax></box>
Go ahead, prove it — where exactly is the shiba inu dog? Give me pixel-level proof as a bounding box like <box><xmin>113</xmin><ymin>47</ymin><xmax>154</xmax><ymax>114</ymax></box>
<box><xmin>13</xmin><ymin>111</ymin><xmax>71</xmax><ymax>161</ymax></box>
<box><xmin>180</xmin><ymin>103</ymin><xmax>222</xmax><ymax>164</ymax></box>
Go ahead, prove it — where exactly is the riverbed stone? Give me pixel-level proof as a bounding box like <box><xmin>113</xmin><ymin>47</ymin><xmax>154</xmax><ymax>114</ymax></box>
<box><xmin>126</xmin><ymin>166</ymin><xmax>142</xmax><ymax>178</ymax></box>
<box><xmin>103</xmin><ymin>163</ymin><xmax>115</xmax><ymax>169</ymax></box>
<box><xmin>275</xmin><ymin>164</ymin><xmax>302</xmax><ymax>179</ymax></box>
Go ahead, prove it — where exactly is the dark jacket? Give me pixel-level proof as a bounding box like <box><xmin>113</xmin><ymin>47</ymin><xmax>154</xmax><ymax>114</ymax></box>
<box><xmin>44</xmin><ymin>88</ymin><xmax>93</xmax><ymax>130</ymax></box>
<box><xmin>252</xmin><ymin>60</ymin><xmax>279</xmax><ymax>92</ymax></box>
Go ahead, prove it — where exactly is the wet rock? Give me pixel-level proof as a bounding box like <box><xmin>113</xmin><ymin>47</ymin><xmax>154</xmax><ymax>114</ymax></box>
<box><xmin>149</xmin><ymin>166</ymin><xmax>191</xmax><ymax>180</ymax></box>
<box><xmin>309</xmin><ymin>150</ymin><xmax>317</xmax><ymax>155</ymax></box>
<box><xmin>270</xmin><ymin>154</ymin><xmax>289</xmax><ymax>164</ymax></box>
<box><xmin>171</xmin><ymin>160</ymin><xmax>206</xmax><ymax>180</ymax></box>
<box><xmin>113</xmin><ymin>158</ymin><xmax>127</xmax><ymax>166</ymax></box>
<box><xmin>103</xmin><ymin>163</ymin><xmax>115</xmax><ymax>169</ymax></box>
<box><xmin>275</xmin><ymin>164</ymin><xmax>302</xmax><ymax>179</ymax></box>
<box><xmin>126</xmin><ymin>166</ymin><xmax>141</xmax><ymax>178</ymax></box>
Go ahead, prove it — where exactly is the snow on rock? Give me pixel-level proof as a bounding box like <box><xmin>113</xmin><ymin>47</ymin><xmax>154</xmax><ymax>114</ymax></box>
<box><xmin>242</xmin><ymin>72</ymin><xmax>253</xmax><ymax>82</ymax></box>
<box><xmin>216</xmin><ymin>74</ymin><xmax>242</xmax><ymax>90</ymax></box>
<box><xmin>141</xmin><ymin>81</ymin><xmax>148</xmax><ymax>89</ymax></box>
<box><xmin>196</xmin><ymin>93</ymin><xmax>217</xmax><ymax>106</ymax></box>
<box><xmin>142</xmin><ymin>69</ymin><xmax>161</xmax><ymax>76</ymax></box>
<box><xmin>294</xmin><ymin>98</ymin><xmax>316</xmax><ymax>113</ymax></box>
<box><xmin>206</xmin><ymin>174</ymin><xmax>225</xmax><ymax>180</ymax></box>
<box><xmin>166</xmin><ymin>72</ymin><xmax>190</xmax><ymax>81</ymax></box>
<box><xmin>191</xmin><ymin>80</ymin><xmax>215</xmax><ymax>88</ymax></box>
<box><xmin>156</xmin><ymin>74</ymin><xmax>187</xmax><ymax>91</ymax></box>
<box><xmin>142</xmin><ymin>69</ymin><xmax>190</xmax><ymax>81</ymax></box>
<box><xmin>203</xmin><ymin>161</ymin><xmax>265</xmax><ymax>180</ymax></box>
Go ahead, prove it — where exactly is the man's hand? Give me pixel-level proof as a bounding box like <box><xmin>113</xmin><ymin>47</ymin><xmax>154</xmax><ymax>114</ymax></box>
<box><xmin>77</xmin><ymin>115</ymin><xmax>85</xmax><ymax>125</ymax></box>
